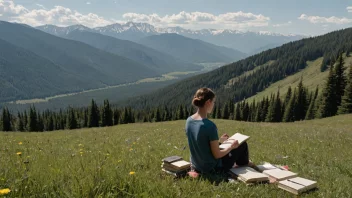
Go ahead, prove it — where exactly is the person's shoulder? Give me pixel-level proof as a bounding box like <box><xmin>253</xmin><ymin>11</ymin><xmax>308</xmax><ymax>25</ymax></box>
<box><xmin>203</xmin><ymin>118</ymin><xmax>216</xmax><ymax>127</ymax></box>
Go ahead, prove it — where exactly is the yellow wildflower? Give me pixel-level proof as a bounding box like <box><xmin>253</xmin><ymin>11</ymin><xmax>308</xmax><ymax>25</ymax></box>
<box><xmin>133</xmin><ymin>142</ymin><xmax>136</xmax><ymax>145</ymax></box>
<box><xmin>118</xmin><ymin>160</ymin><xmax>122</xmax><ymax>163</ymax></box>
<box><xmin>0</xmin><ymin>188</ymin><xmax>11</xmax><ymax>195</ymax></box>
<box><xmin>16</xmin><ymin>152</ymin><xmax>22</xmax><ymax>156</ymax></box>
<box><xmin>18</xmin><ymin>142</ymin><xmax>23</xmax><ymax>145</ymax></box>
<box><xmin>78</xmin><ymin>144</ymin><xmax>83</xmax><ymax>147</ymax></box>
<box><xmin>80</xmin><ymin>152</ymin><xmax>83</xmax><ymax>155</ymax></box>
<box><xmin>129</xmin><ymin>148</ymin><xmax>133</xmax><ymax>151</ymax></box>
<box><xmin>106</xmin><ymin>153</ymin><xmax>110</xmax><ymax>156</ymax></box>
<box><xmin>129</xmin><ymin>171</ymin><xmax>135</xmax><ymax>175</ymax></box>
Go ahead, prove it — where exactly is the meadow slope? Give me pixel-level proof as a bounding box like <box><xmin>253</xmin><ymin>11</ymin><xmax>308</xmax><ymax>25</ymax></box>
<box><xmin>1</xmin><ymin>114</ymin><xmax>352</xmax><ymax>197</ymax></box>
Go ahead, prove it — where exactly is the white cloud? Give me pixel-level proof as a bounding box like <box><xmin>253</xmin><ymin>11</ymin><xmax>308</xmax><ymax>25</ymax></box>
<box><xmin>0</xmin><ymin>0</ymin><xmax>28</xmax><ymax>16</ymax></box>
<box><xmin>298</xmin><ymin>14</ymin><xmax>352</xmax><ymax>24</ymax></box>
<box><xmin>0</xmin><ymin>0</ymin><xmax>111</xmax><ymax>27</ymax></box>
<box><xmin>273</xmin><ymin>21</ymin><xmax>292</xmax><ymax>27</ymax></box>
<box><xmin>347</xmin><ymin>6</ymin><xmax>352</xmax><ymax>13</ymax></box>
<box><xmin>0</xmin><ymin>1</ymin><xmax>270</xmax><ymax>30</ymax></box>
<box><xmin>122</xmin><ymin>11</ymin><xmax>270</xmax><ymax>29</ymax></box>
<box><xmin>36</xmin><ymin>4</ymin><xmax>46</xmax><ymax>10</ymax></box>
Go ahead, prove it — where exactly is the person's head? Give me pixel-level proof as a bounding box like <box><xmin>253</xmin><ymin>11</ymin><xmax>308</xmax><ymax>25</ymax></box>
<box><xmin>192</xmin><ymin>87</ymin><xmax>216</xmax><ymax>113</ymax></box>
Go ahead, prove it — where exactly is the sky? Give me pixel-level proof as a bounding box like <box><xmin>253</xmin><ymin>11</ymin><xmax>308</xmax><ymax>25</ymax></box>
<box><xmin>0</xmin><ymin>0</ymin><xmax>352</xmax><ymax>36</ymax></box>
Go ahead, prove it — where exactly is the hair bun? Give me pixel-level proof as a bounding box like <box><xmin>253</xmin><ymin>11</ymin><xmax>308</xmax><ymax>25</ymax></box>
<box><xmin>192</xmin><ymin>98</ymin><xmax>202</xmax><ymax>107</ymax></box>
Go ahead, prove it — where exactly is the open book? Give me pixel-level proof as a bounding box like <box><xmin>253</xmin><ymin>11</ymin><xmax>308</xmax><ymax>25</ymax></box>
<box><xmin>229</xmin><ymin>166</ymin><xmax>269</xmax><ymax>183</ymax></box>
<box><xmin>262</xmin><ymin>168</ymin><xmax>298</xmax><ymax>182</ymax></box>
<box><xmin>219</xmin><ymin>133</ymin><xmax>250</xmax><ymax>150</ymax></box>
<box><xmin>278</xmin><ymin>177</ymin><xmax>317</xmax><ymax>195</ymax></box>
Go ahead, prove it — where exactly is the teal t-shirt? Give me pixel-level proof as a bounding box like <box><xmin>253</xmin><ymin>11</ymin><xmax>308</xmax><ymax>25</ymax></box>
<box><xmin>185</xmin><ymin>116</ymin><xmax>221</xmax><ymax>173</ymax></box>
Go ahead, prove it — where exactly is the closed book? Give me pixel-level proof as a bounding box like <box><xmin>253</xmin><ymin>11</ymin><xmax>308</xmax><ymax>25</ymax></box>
<box><xmin>162</xmin><ymin>156</ymin><xmax>183</xmax><ymax>163</ymax></box>
<box><xmin>278</xmin><ymin>177</ymin><xmax>317</xmax><ymax>195</ymax></box>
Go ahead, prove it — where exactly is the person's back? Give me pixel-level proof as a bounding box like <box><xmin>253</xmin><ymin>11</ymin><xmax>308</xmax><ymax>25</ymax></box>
<box><xmin>185</xmin><ymin>117</ymin><xmax>220</xmax><ymax>173</ymax></box>
<box><xmin>185</xmin><ymin>87</ymin><xmax>255</xmax><ymax>174</ymax></box>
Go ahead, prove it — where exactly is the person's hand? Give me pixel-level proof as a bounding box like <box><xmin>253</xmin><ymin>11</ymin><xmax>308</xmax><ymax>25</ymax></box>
<box><xmin>230</xmin><ymin>140</ymin><xmax>239</xmax><ymax>149</ymax></box>
<box><xmin>219</xmin><ymin>133</ymin><xmax>229</xmax><ymax>144</ymax></box>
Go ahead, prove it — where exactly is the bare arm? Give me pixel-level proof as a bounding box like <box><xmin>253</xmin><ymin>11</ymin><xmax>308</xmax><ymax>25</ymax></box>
<box><xmin>210</xmin><ymin>139</ymin><xmax>239</xmax><ymax>159</ymax></box>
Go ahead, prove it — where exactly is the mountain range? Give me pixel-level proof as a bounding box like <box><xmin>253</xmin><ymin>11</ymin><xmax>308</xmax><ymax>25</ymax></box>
<box><xmin>0</xmin><ymin>21</ymin><xmax>247</xmax><ymax>103</ymax></box>
<box><xmin>0</xmin><ymin>21</ymin><xmax>157</xmax><ymax>102</ymax></box>
<box><xmin>37</xmin><ymin>22</ymin><xmax>304</xmax><ymax>54</ymax></box>
<box><xmin>65</xmin><ymin>31</ymin><xmax>202</xmax><ymax>73</ymax></box>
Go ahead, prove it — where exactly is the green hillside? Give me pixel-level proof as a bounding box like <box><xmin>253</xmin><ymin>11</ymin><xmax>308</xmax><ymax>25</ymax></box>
<box><xmin>125</xmin><ymin>28</ymin><xmax>352</xmax><ymax>109</ymax></box>
<box><xmin>1</xmin><ymin>114</ymin><xmax>351</xmax><ymax>197</ymax></box>
<box><xmin>0</xmin><ymin>21</ymin><xmax>157</xmax><ymax>102</ymax></box>
<box><xmin>246</xmin><ymin>54</ymin><xmax>352</xmax><ymax>103</ymax></box>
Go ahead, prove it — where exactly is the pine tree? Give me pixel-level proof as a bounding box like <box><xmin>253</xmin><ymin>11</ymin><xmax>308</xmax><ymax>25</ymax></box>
<box><xmin>294</xmin><ymin>79</ymin><xmax>308</xmax><ymax>121</ymax></box>
<box><xmin>101</xmin><ymin>100</ymin><xmax>113</xmax><ymax>127</ymax></box>
<box><xmin>1</xmin><ymin>108</ymin><xmax>12</xmax><ymax>131</ymax></box>
<box><xmin>23</xmin><ymin>111</ymin><xmax>28</xmax><ymax>131</ymax></box>
<box><xmin>234</xmin><ymin>103</ymin><xmax>241</xmax><ymax>120</ymax></box>
<box><xmin>113</xmin><ymin>109</ymin><xmax>120</xmax><ymax>125</ymax></box>
<box><xmin>283</xmin><ymin>90</ymin><xmax>297</xmax><ymax>122</ymax></box>
<box><xmin>284</xmin><ymin>86</ymin><xmax>292</xmax><ymax>106</ymax></box>
<box><xmin>37</xmin><ymin>112</ymin><xmax>44</xmax><ymax>132</ymax></box>
<box><xmin>265</xmin><ymin>90</ymin><xmax>282</xmax><ymax>122</ymax></box>
<box><xmin>121</xmin><ymin>107</ymin><xmax>129</xmax><ymax>124</ymax></box>
<box><xmin>88</xmin><ymin>99</ymin><xmax>99</xmax><ymax>127</ymax></box>
<box><xmin>162</xmin><ymin>106</ymin><xmax>170</xmax><ymax>121</ymax></box>
<box><xmin>338</xmin><ymin>64</ymin><xmax>352</xmax><ymax>114</ymax></box>
<box><xmin>222</xmin><ymin>102</ymin><xmax>230</xmax><ymax>119</ymax></box>
<box><xmin>241</xmin><ymin>101</ymin><xmax>249</xmax><ymax>121</ymax></box>
<box><xmin>305</xmin><ymin>86</ymin><xmax>319</xmax><ymax>120</ymax></box>
<box><xmin>260</xmin><ymin>97</ymin><xmax>269</xmax><ymax>121</ymax></box>
<box><xmin>317</xmin><ymin>64</ymin><xmax>338</xmax><ymax>118</ymax></box>
<box><xmin>83</xmin><ymin>108</ymin><xmax>88</xmax><ymax>127</ymax></box>
<box><xmin>215</xmin><ymin>104</ymin><xmax>221</xmax><ymax>119</ymax></box>
<box><xmin>66</xmin><ymin>108</ymin><xmax>77</xmax><ymax>130</ymax></box>
<box><xmin>47</xmin><ymin>115</ymin><xmax>54</xmax><ymax>131</ymax></box>
<box><xmin>17</xmin><ymin>112</ymin><xmax>24</xmax><ymax>132</ymax></box>
<box><xmin>28</xmin><ymin>106</ymin><xmax>37</xmax><ymax>132</ymax></box>
<box><xmin>154</xmin><ymin>107</ymin><xmax>162</xmax><ymax>122</ymax></box>
<box><xmin>177</xmin><ymin>105</ymin><xmax>184</xmax><ymax>120</ymax></box>
<box><xmin>254</xmin><ymin>100</ymin><xmax>263</xmax><ymax>122</ymax></box>
<box><xmin>334</xmin><ymin>54</ymin><xmax>347</xmax><ymax>107</ymax></box>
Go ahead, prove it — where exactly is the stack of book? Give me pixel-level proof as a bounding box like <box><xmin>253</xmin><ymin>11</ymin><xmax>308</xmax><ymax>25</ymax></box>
<box><xmin>161</xmin><ymin>156</ymin><xmax>191</xmax><ymax>177</ymax></box>
<box><xmin>257</xmin><ymin>162</ymin><xmax>317</xmax><ymax>195</ymax></box>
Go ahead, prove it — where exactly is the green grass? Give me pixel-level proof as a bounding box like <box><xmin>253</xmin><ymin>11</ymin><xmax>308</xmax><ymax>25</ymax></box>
<box><xmin>246</xmin><ymin>55</ymin><xmax>352</xmax><ymax>103</ymax></box>
<box><xmin>1</xmin><ymin>114</ymin><xmax>352</xmax><ymax>197</ymax></box>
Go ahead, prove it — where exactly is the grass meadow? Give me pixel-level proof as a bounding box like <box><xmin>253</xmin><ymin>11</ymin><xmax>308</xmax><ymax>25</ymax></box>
<box><xmin>1</xmin><ymin>114</ymin><xmax>352</xmax><ymax>197</ymax></box>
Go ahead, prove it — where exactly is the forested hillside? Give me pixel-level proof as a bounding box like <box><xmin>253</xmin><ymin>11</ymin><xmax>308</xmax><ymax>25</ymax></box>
<box><xmin>126</xmin><ymin>28</ymin><xmax>352</xmax><ymax>109</ymax></box>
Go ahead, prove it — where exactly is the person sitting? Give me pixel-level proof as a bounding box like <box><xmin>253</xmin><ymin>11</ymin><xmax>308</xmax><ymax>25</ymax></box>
<box><xmin>185</xmin><ymin>87</ymin><xmax>256</xmax><ymax>175</ymax></box>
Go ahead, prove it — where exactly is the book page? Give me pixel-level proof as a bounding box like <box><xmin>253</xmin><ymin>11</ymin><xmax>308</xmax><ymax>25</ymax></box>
<box><xmin>220</xmin><ymin>133</ymin><xmax>250</xmax><ymax>149</ymax></box>
<box><xmin>229</xmin><ymin>167</ymin><xmax>268</xmax><ymax>182</ymax></box>
<box><xmin>171</xmin><ymin>160</ymin><xmax>190</xmax><ymax>168</ymax></box>
<box><xmin>263</xmin><ymin>169</ymin><xmax>297</xmax><ymax>180</ymax></box>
